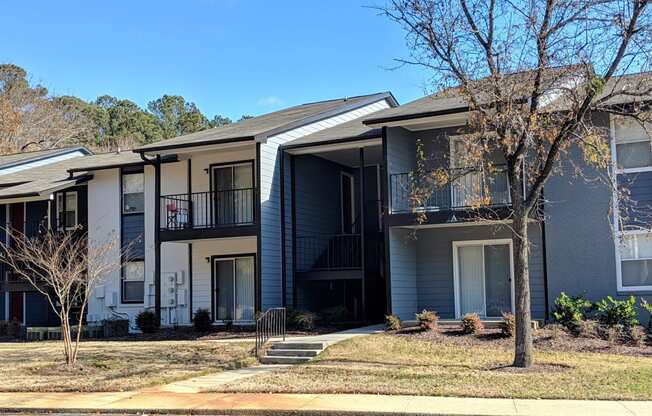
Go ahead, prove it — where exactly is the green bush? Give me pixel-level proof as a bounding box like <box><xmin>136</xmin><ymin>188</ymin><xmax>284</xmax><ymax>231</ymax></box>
<box><xmin>415</xmin><ymin>309</ymin><xmax>438</xmax><ymax>331</ymax></box>
<box><xmin>595</xmin><ymin>296</ymin><xmax>638</xmax><ymax>328</ymax></box>
<box><xmin>7</xmin><ymin>318</ymin><xmax>21</xmax><ymax>338</ymax></box>
<box><xmin>385</xmin><ymin>314</ymin><xmax>402</xmax><ymax>331</ymax></box>
<box><xmin>287</xmin><ymin>309</ymin><xmax>317</xmax><ymax>331</ymax></box>
<box><xmin>135</xmin><ymin>310</ymin><xmax>160</xmax><ymax>333</ymax></box>
<box><xmin>500</xmin><ymin>312</ymin><xmax>515</xmax><ymax>337</ymax></box>
<box><xmin>319</xmin><ymin>305</ymin><xmax>348</xmax><ymax>324</ymax></box>
<box><xmin>461</xmin><ymin>313</ymin><xmax>484</xmax><ymax>334</ymax></box>
<box><xmin>193</xmin><ymin>308</ymin><xmax>212</xmax><ymax>332</ymax></box>
<box><xmin>552</xmin><ymin>292</ymin><xmax>592</xmax><ymax>330</ymax></box>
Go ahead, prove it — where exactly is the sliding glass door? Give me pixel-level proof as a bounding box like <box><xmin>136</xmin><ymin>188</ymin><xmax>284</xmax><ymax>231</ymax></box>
<box><xmin>213</xmin><ymin>256</ymin><xmax>255</xmax><ymax>322</ymax></box>
<box><xmin>212</xmin><ymin>162</ymin><xmax>254</xmax><ymax>226</ymax></box>
<box><xmin>454</xmin><ymin>240</ymin><xmax>513</xmax><ymax>318</ymax></box>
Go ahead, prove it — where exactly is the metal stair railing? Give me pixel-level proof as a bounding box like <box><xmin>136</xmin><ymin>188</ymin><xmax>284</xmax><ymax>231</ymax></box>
<box><xmin>255</xmin><ymin>307</ymin><xmax>286</xmax><ymax>357</ymax></box>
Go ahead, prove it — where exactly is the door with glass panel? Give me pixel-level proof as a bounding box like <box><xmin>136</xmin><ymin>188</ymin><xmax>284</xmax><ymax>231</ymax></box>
<box><xmin>213</xmin><ymin>256</ymin><xmax>255</xmax><ymax>322</ymax></box>
<box><xmin>212</xmin><ymin>162</ymin><xmax>254</xmax><ymax>226</ymax></box>
<box><xmin>455</xmin><ymin>241</ymin><xmax>513</xmax><ymax>318</ymax></box>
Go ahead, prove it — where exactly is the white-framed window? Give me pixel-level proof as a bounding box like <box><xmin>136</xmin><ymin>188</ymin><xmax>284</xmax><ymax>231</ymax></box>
<box><xmin>613</xmin><ymin>116</ymin><xmax>652</xmax><ymax>172</ymax></box>
<box><xmin>616</xmin><ymin>231</ymin><xmax>652</xmax><ymax>291</ymax></box>
<box><xmin>122</xmin><ymin>261</ymin><xmax>145</xmax><ymax>303</ymax></box>
<box><xmin>56</xmin><ymin>191</ymin><xmax>78</xmax><ymax>230</ymax></box>
<box><xmin>122</xmin><ymin>173</ymin><xmax>144</xmax><ymax>214</ymax></box>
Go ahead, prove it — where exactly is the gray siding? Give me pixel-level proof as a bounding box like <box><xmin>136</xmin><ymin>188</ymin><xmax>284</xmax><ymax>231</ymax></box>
<box><xmin>390</xmin><ymin>224</ymin><xmax>546</xmax><ymax>320</ymax></box>
<box><xmin>0</xmin><ymin>292</ymin><xmax>4</xmax><ymax>321</ymax></box>
<box><xmin>389</xmin><ymin>228</ymin><xmax>417</xmax><ymax>320</ymax></box>
<box><xmin>25</xmin><ymin>292</ymin><xmax>57</xmax><ymax>326</ymax></box>
<box><xmin>386</xmin><ymin>127</ymin><xmax>416</xmax><ymax>177</ymax></box>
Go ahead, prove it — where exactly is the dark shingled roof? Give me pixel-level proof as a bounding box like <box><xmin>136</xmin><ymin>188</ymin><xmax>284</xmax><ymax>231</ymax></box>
<box><xmin>0</xmin><ymin>146</ymin><xmax>90</xmax><ymax>170</ymax></box>
<box><xmin>0</xmin><ymin>151</ymin><xmax>145</xmax><ymax>200</ymax></box>
<box><xmin>134</xmin><ymin>92</ymin><xmax>395</xmax><ymax>153</ymax></box>
<box><xmin>365</xmin><ymin>71</ymin><xmax>652</xmax><ymax>125</ymax></box>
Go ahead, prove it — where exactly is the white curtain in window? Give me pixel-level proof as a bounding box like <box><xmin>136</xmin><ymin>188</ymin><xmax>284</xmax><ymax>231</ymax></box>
<box><xmin>235</xmin><ymin>257</ymin><xmax>255</xmax><ymax>321</ymax></box>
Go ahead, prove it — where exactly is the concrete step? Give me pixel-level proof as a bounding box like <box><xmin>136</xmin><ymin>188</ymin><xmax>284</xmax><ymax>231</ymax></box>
<box><xmin>270</xmin><ymin>342</ymin><xmax>325</xmax><ymax>350</ymax></box>
<box><xmin>259</xmin><ymin>355</ymin><xmax>313</xmax><ymax>365</ymax></box>
<box><xmin>266</xmin><ymin>349</ymin><xmax>320</xmax><ymax>357</ymax></box>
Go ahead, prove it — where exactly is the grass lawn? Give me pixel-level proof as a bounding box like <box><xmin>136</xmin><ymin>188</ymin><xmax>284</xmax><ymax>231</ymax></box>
<box><xmin>224</xmin><ymin>333</ymin><xmax>652</xmax><ymax>400</ymax></box>
<box><xmin>0</xmin><ymin>339</ymin><xmax>254</xmax><ymax>392</ymax></box>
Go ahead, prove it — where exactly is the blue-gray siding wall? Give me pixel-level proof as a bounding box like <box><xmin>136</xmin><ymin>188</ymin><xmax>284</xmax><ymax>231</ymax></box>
<box><xmin>386</xmin><ymin>127</ymin><xmax>416</xmax><ymax>179</ymax></box>
<box><xmin>0</xmin><ymin>292</ymin><xmax>4</xmax><ymax>320</ymax></box>
<box><xmin>543</xmin><ymin>113</ymin><xmax>630</xmax><ymax>308</ymax></box>
<box><xmin>389</xmin><ymin>228</ymin><xmax>417</xmax><ymax>320</ymax></box>
<box><xmin>25</xmin><ymin>292</ymin><xmax>57</xmax><ymax>326</ymax></box>
<box><xmin>283</xmin><ymin>154</ymin><xmax>294</xmax><ymax>307</ymax></box>
<box><xmin>412</xmin><ymin>224</ymin><xmax>546</xmax><ymax>320</ymax></box>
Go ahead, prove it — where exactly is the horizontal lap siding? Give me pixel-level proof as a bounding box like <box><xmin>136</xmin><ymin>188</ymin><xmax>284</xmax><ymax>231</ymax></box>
<box><xmin>260</xmin><ymin>100</ymin><xmax>391</xmax><ymax>310</ymax></box>
<box><xmin>389</xmin><ymin>228</ymin><xmax>417</xmax><ymax>320</ymax></box>
<box><xmin>390</xmin><ymin>224</ymin><xmax>546</xmax><ymax>320</ymax></box>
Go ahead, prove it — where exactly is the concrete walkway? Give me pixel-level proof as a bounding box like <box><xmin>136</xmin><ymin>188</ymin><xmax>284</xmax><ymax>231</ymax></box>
<box><xmin>159</xmin><ymin>324</ymin><xmax>384</xmax><ymax>393</ymax></box>
<box><xmin>0</xmin><ymin>392</ymin><xmax>650</xmax><ymax>415</ymax></box>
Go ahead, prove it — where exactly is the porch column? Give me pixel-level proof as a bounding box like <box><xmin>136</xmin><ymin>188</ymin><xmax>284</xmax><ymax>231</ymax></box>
<box><xmin>280</xmin><ymin>150</ymin><xmax>287</xmax><ymax>307</ymax></box>
<box><xmin>154</xmin><ymin>155</ymin><xmax>161</xmax><ymax>322</ymax></box>
<box><xmin>359</xmin><ymin>147</ymin><xmax>366</xmax><ymax>322</ymax></box>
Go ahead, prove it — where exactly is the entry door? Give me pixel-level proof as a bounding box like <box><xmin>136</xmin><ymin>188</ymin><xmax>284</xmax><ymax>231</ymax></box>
<box><xmin>340</xmin><ymin>173</ymin><xmax>355</xmax><ymax>233</ymax></box>
<box><xmin>213</xmin><ymin>256</ymin><xmax>255</xmax><ymax>322</ymax></box>
<box><xmin>455</xmin><ymin>241</ymin><xmax>512</xmax><ymax>318</ymax></box>
<box><xmin>212</xmin><ymin>163</ymin><xmax>253</xmax><ymax>226</ymax></box>
<box><xmin>9</xmin><ymin>292</ymin><xmax>23</xmax><ymax>323</ymax></box>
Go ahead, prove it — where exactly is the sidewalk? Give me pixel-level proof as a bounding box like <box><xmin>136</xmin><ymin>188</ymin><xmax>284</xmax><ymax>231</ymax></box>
<box><xmin>0</xmin><ymin>391</ymin><xmax>650</xmax><ymax>415</ymax></box>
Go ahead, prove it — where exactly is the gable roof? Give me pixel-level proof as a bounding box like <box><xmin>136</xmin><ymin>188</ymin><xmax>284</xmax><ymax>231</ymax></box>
<box><xmin>0</xmin><ymin>146</ymin><xmax>91</xmax><ymax>173</ymax></box>
<box><xmin>365</xmin><ymin>71</ymin><xmax>652</xmax><ymax>126</ymax></box>
<box><xmin>0</xmin><ymin>151</ymin><xmax>146</xmax><ymax>201</ymax></box>
<box><xmin>281</xmin><ymin>116</ymin><xmax>383</xmax><ymax>150</ymax></box>
<box><xmin>134</xmin><ymin>92</ymin><xmax>396</xmax><ymax>153</ymax></box>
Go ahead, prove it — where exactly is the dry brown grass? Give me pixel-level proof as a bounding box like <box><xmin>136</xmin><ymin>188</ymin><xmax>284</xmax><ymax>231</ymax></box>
<box><xmin>224</xmin><ymin>333</ymin><xmax>652</xmax><ymax>400</ymax></box>
<box><xmin>0</xmin><ymin>339</ymin><xmax>254</xmax><ymax>392</ymax></box>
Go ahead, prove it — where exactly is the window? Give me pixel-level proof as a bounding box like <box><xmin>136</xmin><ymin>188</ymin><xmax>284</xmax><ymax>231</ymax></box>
<box><xmin>56</xmin><ymin>192</ymin><xmax>78</xmax><ymax>230</ymax></box>
<box><xmin>122</xmin><ymin>173</ymin><xmax>144</xmax><ymax>214</ymax></box>
<box><xmin>614</xmin><ymin>118</ymin><xmax>652</xmax><ymax>170</ymax></box>
<box><xmin>122</xmin><ymin>261</ymin><xmax>145</xmax><ymax>303</ymax></box>
<box><xmin>619</xmin><ymin>233</ymin><xmax>652</xmax><ymax>289</ymax></box>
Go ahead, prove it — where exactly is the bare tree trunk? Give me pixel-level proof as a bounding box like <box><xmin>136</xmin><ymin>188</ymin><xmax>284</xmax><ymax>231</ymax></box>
<box><xmin>512</xmin><ymin>213</ymin><xmax>533</xmax><ymax>368</ymax></box>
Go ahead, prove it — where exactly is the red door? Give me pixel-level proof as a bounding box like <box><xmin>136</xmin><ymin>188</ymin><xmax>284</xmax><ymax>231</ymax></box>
<box><xmin>9</xmin><ymin>292</ymin><xmax>23</xmax><ymax>323</ymax></box>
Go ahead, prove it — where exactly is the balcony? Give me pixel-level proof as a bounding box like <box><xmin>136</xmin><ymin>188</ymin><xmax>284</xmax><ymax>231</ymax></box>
<box><xmin>160</xmin><ymin>188</ymin><xmax>256</xmax><ymax>240</ymax></box>
<box><xmin>389</xmin><ymin>166</ymin><xmax>511</xmax><ymax>217</ymax></box>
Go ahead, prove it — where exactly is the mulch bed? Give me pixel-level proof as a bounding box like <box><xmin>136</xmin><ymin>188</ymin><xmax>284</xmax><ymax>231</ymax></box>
<box><xmin>393</xmin><ymin>324</ymin><xmax>652</xmax><ymax>357</ymax></box>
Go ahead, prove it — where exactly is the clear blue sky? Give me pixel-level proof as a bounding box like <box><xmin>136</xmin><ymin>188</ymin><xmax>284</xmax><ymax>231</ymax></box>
<box><xmin>0</xmin><ymin>0</ymin><xmax>429</xmax><ymax>120</ymax></box>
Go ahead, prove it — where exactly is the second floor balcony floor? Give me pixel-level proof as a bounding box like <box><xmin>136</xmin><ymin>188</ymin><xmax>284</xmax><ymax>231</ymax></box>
<box><xmin>389</xmin><ymin>165</ymin><xmax>512</xmax><ymax>217</ymax></box>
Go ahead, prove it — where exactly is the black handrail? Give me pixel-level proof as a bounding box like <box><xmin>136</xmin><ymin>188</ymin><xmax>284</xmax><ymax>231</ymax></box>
<box><xmin>389</xmin><ymin>165</ymin><xmax>511</xmax><ymax>214</ymax></box>
<box><xmin>296</xmin><ymin>233</ymin><xmax>362</xmax><ymax>272</ymax></box>
<box><xmin>255</xmin><ymin>307</ymin><xmax>286</xmax><ymax>357</ymax></box>
<box><xmin>161</xmin><ymin>188</ymin><xmax>255</xmax><ymax>230</ymax></box>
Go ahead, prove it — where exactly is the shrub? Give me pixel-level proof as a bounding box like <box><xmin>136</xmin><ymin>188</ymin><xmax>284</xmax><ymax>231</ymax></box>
<box><xmin>135</xmin><ymin>310</ymin><xmax>159</xmax><ymax>333</ymax></box>
<box><xmin>7</xmin><ymin>319</ymin><xmax>21</xmax><ymax>338</ymax></box>
<box><xmin>500</xmin><ymin>312</ymin><xmax>515</xmax><ymax>337</ymax></box>
<box><xmin>385</xmin><ymin>314</ymin><xmax>402</xmax><ymax>331</ymax></box>
<box><xmin>319</xmin><ymin>305</ymin><xmax>348</xmax><ymax>324</ymax></box>
<box><xmin>287</xmin><ymin>309</ymin><xmax>317</xmax><ymax>331</ymax></box>
<box><xmin>628</xmin><ymin>325</ymin><xmax>647</xmax><ymax>347</ymax></box>
<box><xmin>461</xmin><ymin>313</ymin><xmax>484</xmax><ymax>334</ymax></box>
<box><xmin>415</xmin><ymin>310</ymin><xmax>438</xmax><ymax>331</ymax></box>
<box><xmin>595</xmin><ymin>296</ymin><xmax>638</xmax><ymax>328</ymax></box>
<box><xmin>552</xmin><ymin>292</ymin><xmax>592</xmax><ymax>331</ymax></box>
<box><xmin>577</xmin><ymin>319</ymin><xmax>599</xmax><ymax>338</ymax></box>
<box><xmin>193</xmin><ymin>308</ymin><xmax>212</xmax><ymax>332</ymax></box>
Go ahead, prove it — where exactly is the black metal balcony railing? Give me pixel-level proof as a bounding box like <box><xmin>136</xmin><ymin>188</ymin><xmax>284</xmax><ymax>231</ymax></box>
<box><xmin>161</xmin><ymin>188</ymin><xmax>255</xmax><ymax>231</ymax></box>
<box><xmin>296</xmin><ymin>233</ymin><xmax>361</xmax><ymax>272</ymax></box>
<box><xmin>389</xmin><ymin>166</ymin><xmax>511</xmax><ymax>214</ymax></box>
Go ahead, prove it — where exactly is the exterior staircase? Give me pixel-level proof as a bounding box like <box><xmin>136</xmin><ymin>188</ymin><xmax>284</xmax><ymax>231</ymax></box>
<box><xmin>258</xmin><ymin>341</ymin><xmax>326</xmax><ymax>365</ymax></box>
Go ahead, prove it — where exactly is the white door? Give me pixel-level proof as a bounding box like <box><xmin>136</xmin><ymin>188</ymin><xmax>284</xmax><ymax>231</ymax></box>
<box><xmin>454</xmin><ymin>240</ymin><xmax>513</xmax><ymax>318</ymax></box>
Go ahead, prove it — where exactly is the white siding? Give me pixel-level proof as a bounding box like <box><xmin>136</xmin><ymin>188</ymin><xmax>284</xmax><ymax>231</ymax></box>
<box><xmin>260</xmin><ymin>99</ymin><xmax>392</xmax><ymax>309</ymax></box>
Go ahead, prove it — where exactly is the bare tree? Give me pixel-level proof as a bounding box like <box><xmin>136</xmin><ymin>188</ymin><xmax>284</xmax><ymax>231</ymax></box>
<box><xmin>0</xmin><ymin>226</ymin><xmax>124</xmax><ymax>368</ymax></box>
<box><xmin>379</xmin><ymin>0</ymin><xmax>652</xmax><ymax>367</ymax></box>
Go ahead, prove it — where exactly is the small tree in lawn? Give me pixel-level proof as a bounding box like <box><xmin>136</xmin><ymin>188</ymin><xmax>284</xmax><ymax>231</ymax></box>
<box><xmin>0</xmin><ymin>226</ymin><xmax>123</xmax><ymax>368</ymax></box>
<box><xmin>380</xmin><ymin>0</ymin><xmax>652</xmax><ymax>367</ymax></box>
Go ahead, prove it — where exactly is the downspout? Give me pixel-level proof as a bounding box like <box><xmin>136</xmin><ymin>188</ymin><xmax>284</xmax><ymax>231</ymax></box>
<box><xmin>540</xmin><ymin>190</ymin><xmax>550</xmax><ymax>323</ymax></box>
